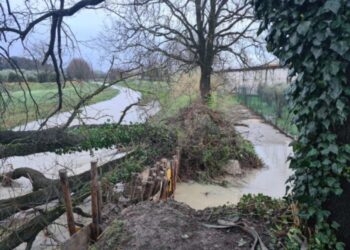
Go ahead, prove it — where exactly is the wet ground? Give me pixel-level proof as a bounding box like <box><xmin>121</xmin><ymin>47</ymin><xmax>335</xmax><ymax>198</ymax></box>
<box><xmin>175</xmin><ymin>105</ymin><xmax>293</xmax><ymax>209</ymax></box>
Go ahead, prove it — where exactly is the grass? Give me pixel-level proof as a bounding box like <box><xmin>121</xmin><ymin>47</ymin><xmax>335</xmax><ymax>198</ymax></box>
<box><xmin>119</xmin><ymin>79</ymin><xmax>197</xmax><ymax>119</ymax></box>
<box><xmin>119</xmin><ymin>77</ymin><xmax>296</xmax><ymax>139</ymax></box>
<box><xmin>0</xmin><ymin>81</ymin><xmax>119</xmax><ymax>128</ymax></box>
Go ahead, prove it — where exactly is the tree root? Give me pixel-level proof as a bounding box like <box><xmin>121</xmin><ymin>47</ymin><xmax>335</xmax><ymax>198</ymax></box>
<box><xmin>0</xmin><ymin>188</ymin><xmax>91</xmax><ymax>250</ymax></box>
<box><xmin>0</xmin><ymin>153</ymin><xmax>132</xmax><ymax>220</ymax></box>
<box><xmin>4</xmin><ymin>168</ymin><xmax>53</xmax><ymax>191</ymax></box>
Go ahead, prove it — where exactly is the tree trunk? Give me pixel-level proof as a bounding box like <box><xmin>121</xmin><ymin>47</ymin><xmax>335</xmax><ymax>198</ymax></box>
<box><xmin>326</xmin><ymin>115</ymin><xmax>350</xmax><ymax>247</ymax></box>
<box><xmin>0</xmin><ymin>186</ymin><xmax>92</xmax><ymax>250</ymax></box>
<box><xmin>199</xmin><ymin>66</ymin><xmax>211</xmax><ymax>102</ymax></box>
<box><xmin>326</xmin><ymin>68</ymin><xmax>350</xmax><ymax>247</ymax></box>
<box><xmin>0</xmin><ymin>128</ymin><xmax>84</xmax><ymax>158</ymax></box>
<box><xmin>0</xmin><ymin>153</ymin><xmax>132</xmax><ymax>220</ymax></box>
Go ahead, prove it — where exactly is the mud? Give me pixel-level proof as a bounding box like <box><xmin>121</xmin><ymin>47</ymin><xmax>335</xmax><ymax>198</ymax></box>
<box><xmin>93</xmin><ymin>201</ymin><xmax>269</xmax><ymax>250</ymax></box>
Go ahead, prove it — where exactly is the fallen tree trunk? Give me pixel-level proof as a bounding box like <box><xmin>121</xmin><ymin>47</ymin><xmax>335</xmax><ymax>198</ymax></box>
<box><xmin>0</xmin><ymin>124</ymin><xmax>154</xmax><ymax>158</ymax></box>
<box><xmin>0</xmin><ymin>153</ymin><xmax>131</xmax><ymax>221</ymax></box>
<box><xmin>0</xmin><ymin>186</ymin><xmax>92</xmax><ymax>250</ymax></box>
<box><xmin>3</xmin><ymin>168</ymin><xmax>53</xmax><ymax>191</ymax></box>
<box><xmin>0</xmin><ymin>128</ymin><xmax>84</xmax><ymax>158</ymax></box>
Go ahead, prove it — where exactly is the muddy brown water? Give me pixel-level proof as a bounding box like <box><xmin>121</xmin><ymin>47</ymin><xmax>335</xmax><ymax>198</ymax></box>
<box><xmin>175</xmin><ymin>118</ymin><xmax>293</xmax><ymax>210</ymax></box>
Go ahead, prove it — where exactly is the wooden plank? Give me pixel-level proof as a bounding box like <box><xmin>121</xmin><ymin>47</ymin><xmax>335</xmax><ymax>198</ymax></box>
<box><xmin>159</xmin><ymin>177</ymin><xmax>169</xmax><ymax>200</ymax></box>
<box><xmin>143</xmin><ymin>180</ymin><xmax>155</xmax><ymax>200</ymax></box>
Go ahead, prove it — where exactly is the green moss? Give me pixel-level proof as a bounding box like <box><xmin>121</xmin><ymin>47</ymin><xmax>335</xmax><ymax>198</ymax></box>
<box><xmin>90</xmin><ymin>220</ymin><xmax>125</xmax><ymax>250</ymax></box>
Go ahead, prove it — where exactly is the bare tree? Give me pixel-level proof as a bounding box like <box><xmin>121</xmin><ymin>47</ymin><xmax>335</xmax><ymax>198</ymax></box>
<box><xmin>0</xmin><ymin>0</ymin><xmax>106</xmax><ymax>128</ymax></box>
<box><xmin>66</xmin><ymin>58</ymin><xmax>93</xmax><ymax>81</ymax></box>
<box><xmin>107</xmin><ymin>0</ymin><xmax>263</xmax><ymax>101</ymax></box>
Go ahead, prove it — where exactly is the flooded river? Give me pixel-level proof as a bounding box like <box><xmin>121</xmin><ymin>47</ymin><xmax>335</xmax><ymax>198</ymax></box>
<box><xmin>175</xmin><ymin>118</ymin><xmax>293</xmax><ymax>210</ymax></box>
<box><xmin>1</xmin><ymin>85</ymin><xmax>160</xmax><ymax>250</ymax></box>
<box><xmin>1</xmin><ymin>89</ymin><xmax>293</xmax><ymax>248</ymax></box>
<box><xmin>1</xmin><ymin>86</ymin><xmax>158</xmax><ymax>199</ymax></box>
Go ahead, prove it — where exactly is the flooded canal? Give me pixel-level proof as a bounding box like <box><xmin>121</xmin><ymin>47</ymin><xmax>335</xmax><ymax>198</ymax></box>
<box><xmin>175</xmin><ymin>117</ymin><xmax>293</xmax><ymax>210</ymax></box>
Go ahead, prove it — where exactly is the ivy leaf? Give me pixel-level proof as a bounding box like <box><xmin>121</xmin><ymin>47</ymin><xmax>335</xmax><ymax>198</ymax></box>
<box><xmin>336</xmin><ymin>100</ymin><xmax>345</xmax><ymax>112</ymax></box>
<box><xmin>289</xmin><ymin>32</ymin><xmax>299</xmax><ymax>47</ymax></box>
<box><xmin>329</xmin><ymin>144</ymin><xmax>339</xmax><ymax>154</ymax></box>
<box><xmin>322</xmin><ymin>120</ymin><xmax>330</xmax><ymax>129</ymax></box>
<box><xmin>330</xmin><ymin>40</ymin><xmax>349</xmax><ymax>56</ymax></box>
<box><xmin>329</xmin><ymin>82</ymin><xmax>342</xmax><ymax>99</ymax></box>
<box><xmin>331</xmin><ymin>164</ymin><xmax>342</xmax><ymax>175</ymax></box>
<box><xmin>297</xmin><ymin>21</ymin><xmax>311</xmax><ymax>36</ymax></box>
<box><xmin>295</xmin><ymin>0</ymin><xmax>306</xmax><ymax>5</ymax></box>
<box><xmin>311</xmin><ymin>47</ymin><xmax>322</xmax><ymax>59</ymax></box>
<box><xmin>323</xmin><ymin>0</ymin><xmax>341</xmax><ymax>14</ymax></box>
<box><xmin>329</xmin><ymin>61</ymin><xmax>341</xmax><ymax>75</ymax></box>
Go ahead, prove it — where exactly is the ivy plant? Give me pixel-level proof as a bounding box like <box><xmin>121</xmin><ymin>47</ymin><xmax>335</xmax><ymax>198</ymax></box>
<box><xmin>252</xmin><ymin>0</ymin><xmax>350</xmax><ymax>249</ymax></box>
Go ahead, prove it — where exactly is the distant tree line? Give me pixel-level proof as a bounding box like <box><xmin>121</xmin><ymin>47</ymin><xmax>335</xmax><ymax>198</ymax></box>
<box><xmin>0</xmin><ymin>56</ymin><xmax>53</xmax><ymax>71</ymax></box>
<box><xmin>0</xmin><ymin>57</ymin><xmax>97</xmax><ymax>83</ymax></box>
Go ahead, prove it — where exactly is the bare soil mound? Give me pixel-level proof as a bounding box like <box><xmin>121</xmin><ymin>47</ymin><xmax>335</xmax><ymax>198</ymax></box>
<box><xmin>92</xmin><ymin>200</ymin><xmax>270</xmax><ymax>250</ymax></box>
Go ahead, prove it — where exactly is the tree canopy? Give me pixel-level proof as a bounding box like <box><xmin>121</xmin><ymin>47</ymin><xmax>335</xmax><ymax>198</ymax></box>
<box><xmin>109</xmin><ymin>0</ymin><xmax>264</xmax><ymax>100</ymax></box>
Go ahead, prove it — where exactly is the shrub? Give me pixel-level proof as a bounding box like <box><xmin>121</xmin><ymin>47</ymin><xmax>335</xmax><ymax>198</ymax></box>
<box><xmin>27</xmin><ymin>75</ymin><xmax>37</xmax><ymax>82</ymax></box>
<box><xmin>7</xmin><ymin>72</ymin><xmax>22</xmax><ymax>82</ymax></box>
<box><xmin>170</xmin><ymin>103</ymin><xmax>261</xmax><ymax>180</ymax></box>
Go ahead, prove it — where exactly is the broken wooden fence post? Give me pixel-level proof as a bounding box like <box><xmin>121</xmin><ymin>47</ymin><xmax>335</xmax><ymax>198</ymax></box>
<box><xmin>143</xmin><ymin>180</ymin><xmax>155</xmax><ymax>200</ymax></box>
<box><xmin>59</xmin><ymin>169</ymin><xmax>76</xmax><ymax>236</ymax></box>
<box><xmin>91</xmin><ymin>160</ymin><xmax>101</xmax><ymax>241</ymax></box>
<box><xmin>160</xmin><ymin>177</ymin><xmax>169</xmax><ymax>200</ymax></box>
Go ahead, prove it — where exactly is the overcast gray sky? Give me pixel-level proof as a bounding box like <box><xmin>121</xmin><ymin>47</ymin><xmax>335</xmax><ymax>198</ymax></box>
<box><xmin>7</xmin><ymin>1</ymin><xmax>111</xmax><ymax>71</ymax></box>
<box><xmin>5</xmin><ymin>0</ymin><xmax>273</xmax><ymax>71</ymax></box>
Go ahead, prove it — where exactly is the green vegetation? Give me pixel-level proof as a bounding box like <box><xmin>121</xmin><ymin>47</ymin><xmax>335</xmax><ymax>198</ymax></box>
<box><xmin>254</xmin><ymin>0</ymin><xmax>350</xmax><ymax>248</ymax></box>
<box><xmin>90</xmin><ymin>220</ymin><xmax>125</xmax><ymax>250</ymax></box>
<box><xmin>60</xmin><ymin>123</ymin><xmax>177</xmax><ymax>184</ymax></box>
<box><xmin>172</xmin><ymin>103</ymin><xmax>261</xmax><ymax>181</ymax></box>
<box><xmin>237</xmin><ymin>194</ymin><xmax>303</xmax><ymax>250</ymax></box>
<box><xmin>118</xmin><ymin>78</ymin><xmax>262</xmax><ymax>182</ymax></box>
<box><xmin>119</xmin><ymin>80</ymin><xmax>195</xmax><ymax>119</ymax></box>
<box><xmin>236</xmin><ymin>84</ymin><xmax>297</xmax><ymax>136</ymax></box>
<box><xmin>0</xmin><ymin>69</ymin><xmax>56</xmax><ymax>83</ymax></box>
<box><xmin>0</xmin><ymin>82</ymin><xmax>119</xmax><ymax>128</ymax></box>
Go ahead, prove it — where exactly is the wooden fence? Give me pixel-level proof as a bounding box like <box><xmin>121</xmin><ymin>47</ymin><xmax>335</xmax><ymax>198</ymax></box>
<box><xmin>60</xmin><ymin>151</ymin><xmax>181</xmax><ymax>249</ymax></box>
